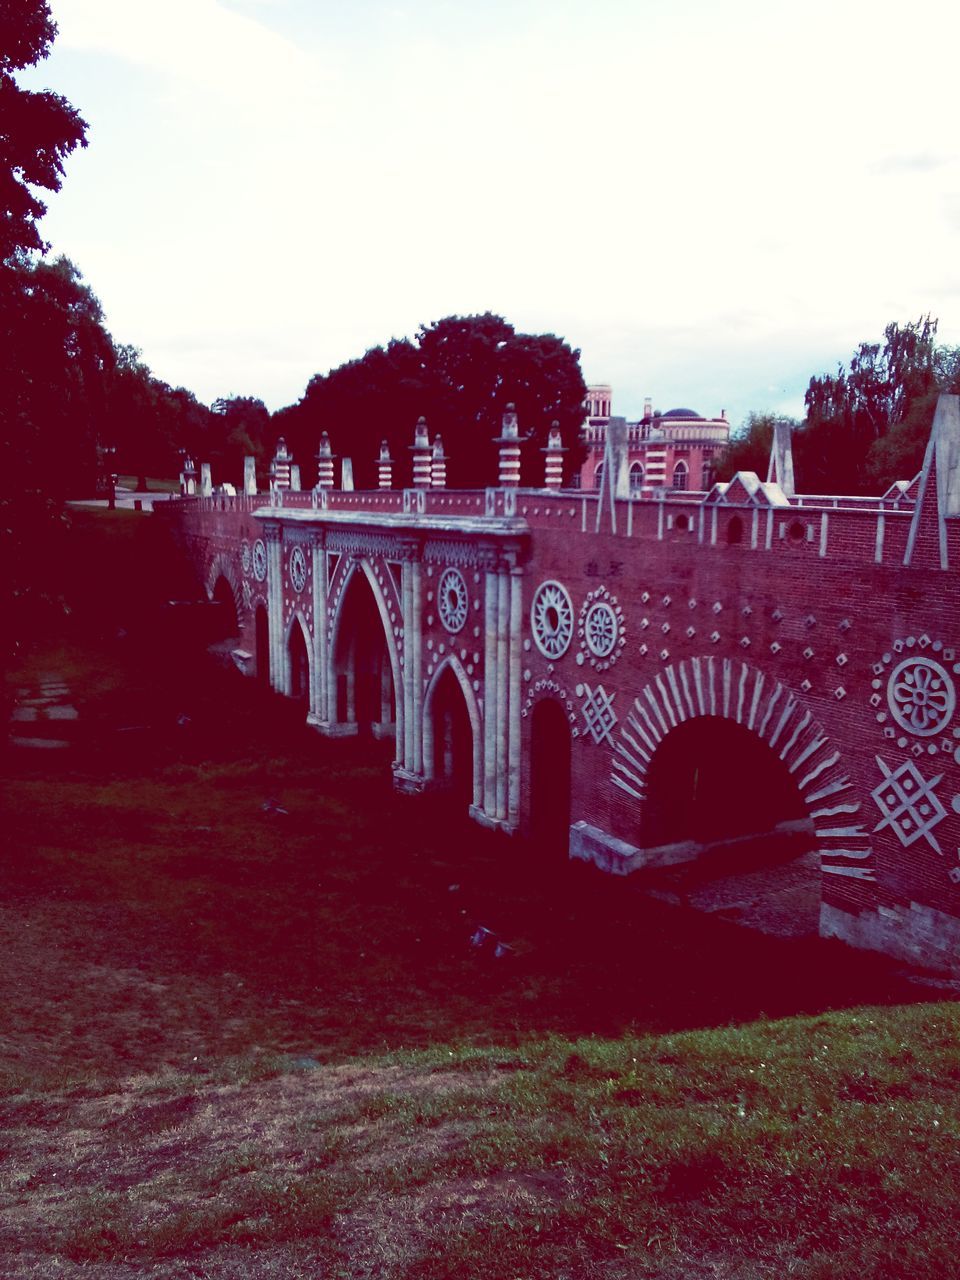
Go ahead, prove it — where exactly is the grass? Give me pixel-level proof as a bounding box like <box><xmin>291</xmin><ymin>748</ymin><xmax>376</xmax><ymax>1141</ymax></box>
<box><xmin>1</xmin><ymin>510</ymin><xmax>958</xmax><ymax>1277</ymax></box>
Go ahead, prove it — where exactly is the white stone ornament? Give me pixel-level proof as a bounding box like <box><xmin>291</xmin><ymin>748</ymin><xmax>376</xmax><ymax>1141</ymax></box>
<box><xmin>241</xmin><ymin>541</ymin><xmax>252</xmax><ymax>575</ymax></box>
<box><xmin>585</xmin><ymin>601</ymin><xmax>618</xmax><ymax>658</ymax></box>
<box><xmin>887</xmin><ymin>656</ymin><xmax>956</xmax><ymax>738</ymax></box>
<box><xmin>437</xmin><ymin>567</ymin><xmax>468</xmax><ymax>633</ymax></box>
<box><xmin>252</xmin><ymin>539</ymin><xmax>267</xmax><ymax>583</ymax></box>
<box><xmin>531</xmin><ymin>580</ymin><xmax>574</xmax><ymax>659</ymax></box>
<box><xmin>242</xmin><ymin>580</ymin><xmax>253</xmax><ymax>611</ymax></box>
<box><xmin>872</xmin><ymin>755</ymin><xmax>947</xmax><ymax>853</ymax></box>
<box><xmin>577</xmin><ymin>683</ymin><xmax>617</xmax><ymax>745</ymax></box>
<box><xmin>577</xmin><ymin>586</ymin><xmax>626</xmax><ymax>670</ymax></box>
<box><xmin>289</xmin><ymin>546</ymin><xmax>307</xmax><ymax>593</ymax></box>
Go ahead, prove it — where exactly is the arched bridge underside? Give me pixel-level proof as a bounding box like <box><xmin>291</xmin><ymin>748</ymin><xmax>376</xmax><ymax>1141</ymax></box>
<box><xmin>167</xmin><ymin>456</ymin><xmax>960</xmax><ymax>972</ymax></box>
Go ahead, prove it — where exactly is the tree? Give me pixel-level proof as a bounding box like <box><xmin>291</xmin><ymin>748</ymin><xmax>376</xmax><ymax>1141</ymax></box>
<box><xmin>0</xmin><ymin>3</ymin><xmax>89</xmax><ymax>665</ymax></box>
<box><xmin>800</xmin><ymin>318</ymin><xmax>941</xmax><ymax>493</ymax></box>
<box><xmin>0</xmin><ymin>1</ymin><xmax>86</xmax><ymax>264</ymax></box>
<box><xmin>281</xmin><ymin>314</ymin><xmax>587</xmax><ymax>489</ymax></box>
<box><xmin>714</xmin><ymin>412</ymin><xmax>799</xmax><ymax>483</ymax></box>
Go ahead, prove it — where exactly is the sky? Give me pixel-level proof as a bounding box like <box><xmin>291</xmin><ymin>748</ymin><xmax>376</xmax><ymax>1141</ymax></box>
<box><xmin>21</xmin><ymin>0</ymin><xmax>960</xmax><ymax>431</ymax></box>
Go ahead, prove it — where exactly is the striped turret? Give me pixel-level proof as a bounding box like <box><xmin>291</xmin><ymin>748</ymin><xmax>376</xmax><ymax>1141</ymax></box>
<box><xmin>542</xmin><ymin>422</ymin><xmax>565</xmax><ymax>490</ymax></box>
<box><xmin>315</xmin><ymin>432</ymin><xmax>335</xmax><ymax>489</ymax></box>
<box><xmin>270</xmin><ymin>437</ymin><xmax>293</xmax><ymax>491</ymax></box>
<box><xmin>411</xmin><ymin>417</ymin><xmax>432</xmax><ymax>488</ymax></box>
<box><xmin>494</xmin><ymin>404</ymin><xmax>522</xmax><ymax>487</ymax></box>
<box><xmin>431</xmin><ymin>435</ymin><xmax>447</xmax><ymax>488</ymax></box>
<box><xmin>377</xmin><ymin>440</ymin><xmax>394</xmax><ymax>490</ymax></box>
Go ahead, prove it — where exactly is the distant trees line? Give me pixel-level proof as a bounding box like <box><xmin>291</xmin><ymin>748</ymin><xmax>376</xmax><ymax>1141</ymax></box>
<box><xmin>715</xmin><ymin>318</ymin><xmax>960</xmax><ymax>493</ymax></box>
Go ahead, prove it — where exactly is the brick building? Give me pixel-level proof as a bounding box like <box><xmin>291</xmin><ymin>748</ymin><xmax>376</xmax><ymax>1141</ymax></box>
<box><xmin>580</xmin><ymin>385</ymin><xmax>729</xmax><ymax>495</ymax></box>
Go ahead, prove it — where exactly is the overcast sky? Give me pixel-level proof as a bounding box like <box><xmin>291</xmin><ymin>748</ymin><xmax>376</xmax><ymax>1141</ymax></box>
<box><xmin>22</xmin><ymin>0</ymin><xmax>960</xmax><ymax>431</ymax></box>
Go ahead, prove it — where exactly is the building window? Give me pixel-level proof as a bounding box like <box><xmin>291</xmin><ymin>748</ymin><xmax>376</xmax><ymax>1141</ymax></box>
<box><xmin>672</xmin><ymin>460</ymin><xmax>688</xmax><ymax>491</ymax></box>
<box><xmin>594</xmin><ymin>462</ymin><xmax>604</xmax><ymax>490</ymax></box>
<box><xmin>629</xmin><ymin>461</ymin><xmax>644</xmax><ymax>493</ymax></box>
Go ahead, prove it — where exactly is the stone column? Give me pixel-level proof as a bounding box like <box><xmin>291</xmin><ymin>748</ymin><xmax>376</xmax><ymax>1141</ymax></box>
<box><xmin>377</xmin><ymin>441</ymin><xmax>394</xmax><ymax>490</ymax></box>
<box><xmin>542</xmin><ymin>423</ymin><xmax>565</xmax><ymax>490</ymax></box>
<box><xmin>507</xmin><ymin>562</ymin><xmax>523</xmax><ymax>826</ymax></box>
<box><xmin>495</xmin><ymin>564</ymin><xmax>510</xmax><ymax>821</ymax></box>
<box><xmin>482</xmin><ymin>561</ymin><xmax>499</xmax><ymax>817</ymax></box>
<box><xmin>315</xmin><ymin>433</ymin><xmax>335</xmax><ymax>489</ymax></box>
<box><xmin>265</xmin><ymin>524</ymin><xmax>285</xmax><ymax>694</ymax></box>
<box><xmin>411</xmin><ymin>418</ymin><xmax>431</xmax><ymax>488</ymax></box>
<box><xmin>309</xmin><ymin>534</ymin><xmax>328</xmax><ymax>727</ymax></box>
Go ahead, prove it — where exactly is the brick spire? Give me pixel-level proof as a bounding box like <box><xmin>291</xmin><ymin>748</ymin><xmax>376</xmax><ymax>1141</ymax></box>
<box><xmin>376</xmin><ymin>440</ymin><xmax>394</xmax><ymax>490</ymax></box>
<box><xmin>493</xmin><ymin>404</ymin><xmax>522</xmax><ymax>487</ymax></box>
<box><xmin>315</xmin><ymin>432</ymin><xmax>336</xmax><ymax>489</ymax></box>
<box><xmin>411</xmin><ymin>417</ymin><xmax>432</xmax><ymax>488</ymax></box>
<box><xmin>431</xmin><ymin>435</ymin><xmax>447</xmax><ymax>488</ymax></box>
<box><xmin>541</xmin><ymin>422</ymin><xmax>566</xmax><ymax>490</ymax></box>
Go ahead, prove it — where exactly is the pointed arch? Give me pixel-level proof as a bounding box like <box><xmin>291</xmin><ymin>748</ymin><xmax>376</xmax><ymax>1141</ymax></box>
<box><xmin>609</xmin><ymin>656</ymin><xmax>874</xmax><ymax>883</ymax></box>
<box><xmin>284</xmin><ymin>611</ymin><xmax>312</xmax><ymax>704</ymax></box>
<box><xmin>422</xmin><ymin>654</ymin><xmax>483</xmax><ymax>809</ymax></box>
<box><xmin>329</xmin><ymin>557</ymin><xmax>403</xmax><ymax>750</ymax></box>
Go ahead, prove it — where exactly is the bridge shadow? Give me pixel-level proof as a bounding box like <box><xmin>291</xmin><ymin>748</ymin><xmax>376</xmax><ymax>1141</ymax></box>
<box><xmin>4</xmin><ymin>629</ymin><xmax>942</xmax><ymax>1073</ymax></box>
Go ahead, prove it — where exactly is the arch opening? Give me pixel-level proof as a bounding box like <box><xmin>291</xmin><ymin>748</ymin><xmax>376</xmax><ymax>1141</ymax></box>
<box><xmin>726</xmin><ymin>515</ymin><xmax>744</xmax><ymax>545</ymax></box>
<box><xmin>211</xmin><ymin>575</ymin><xmax>238</xmax><ymax>640</ymax></box>
<box><xmin>332</xmin><ymin>566</ymin><xmax>396</xmax><ymax>738</ymax></box>
<box><xmin>640</xmin><ymin>715</ymin><xmax>819</xmax><ymax>936</ymax></box>
<box><xmin>530</xmin><ymin>698</ymin><xmax>572</xmax><ymax>860</ymax></box>
<box><xmin>287</xmin><ymin>617</ymin><xmax>310</xmax><ymax>706</ymax></box>
<box><xmin>643</xmin><ymin>715</ymin><xmax>809</xmax><ymax>847</ymax></box>
<box><xmin>425</xmin><ymin>663</ymin><xmax>474</xmax><ymax>806</ymax></box>
<box><xmin>255</xmin><ymin>606</ymin><xmax>269</xmax><ymax>685</ymax></box>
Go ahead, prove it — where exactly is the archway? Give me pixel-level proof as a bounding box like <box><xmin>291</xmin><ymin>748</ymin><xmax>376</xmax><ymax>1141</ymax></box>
<box><xmin>425</xmin><ymin>663</ymin><xmax>474</xmax><ymax>806</ymax></box>
<box><xmin>255</xmin><ymin>606</ymin><xmax>269</xmax><ymax>685</ymax></box>
<box><xmin>331</xmin><ymin>564</ymin><xmax>397</xmax><ymax>738</ymax></box>
<box><xmin>642</xmin><ymin>716</ymin><xmax>809</xmax><ymax>847</ymax></box>
<box><xmin>287</xmin><ymin>617</ymin><xmax>310</xmax><ymax>706</ymax></box>
<box><xmin>530</xmin><ymin>698</ymin><xmax>572</xmax><ymax>860</ymax></box>
<box><xmin>639</xmin><ymin>713</ymin><xmax>818</xmax><ymax>936</ymax></box>
<box><xmin>211</xmin><ymin>574</ymin><xmax>238</xmax><ymax>639</ymax></box>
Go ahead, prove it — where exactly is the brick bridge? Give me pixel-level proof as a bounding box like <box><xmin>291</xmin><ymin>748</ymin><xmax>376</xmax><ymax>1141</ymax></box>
<box><xmin>160</xmin><ymin>399</ymin><xmax>960</xmax><ymax>971</ymax></box>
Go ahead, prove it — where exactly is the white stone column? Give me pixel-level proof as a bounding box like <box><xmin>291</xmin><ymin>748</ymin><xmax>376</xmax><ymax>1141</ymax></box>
<box><xmin>495</xmin><ymin>565</ymin><xmax>510</xmax><ymax>821</ymax></box>
<box><xmin>402</xmin><ymin>558</ymin><xmax>415</xmax><ymax>773</ymax></box>
<box><xmin>310</xmin><ymin>538</ymin><xmax>328</xmax><ymax>725</ymax></box>
<box><xmin>483</xmin><ymin>565</ymin><xmax>499</xmax><ymax>817</ymax></box>
<box><xmin>507</xmin><ymin>564</ymin><xmax>523</xmax><ymax>826</ymax></box>
<box><xmin>410</xmin><ymin>558</ymin><xmax>424</xmax><ymax>775</ymax></box>
<box><xmin>266</xmin><ymin>526</ymin><xmax>285</xmax><ymax>694</ymax></box>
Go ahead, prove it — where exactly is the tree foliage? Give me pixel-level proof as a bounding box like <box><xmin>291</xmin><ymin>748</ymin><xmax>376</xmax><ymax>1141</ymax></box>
<box><xmin>0</xmin><ymin>0</ymin><xmax>86</xmax><ymax>263</ymax></box>
<box><xmin>721</xmin><ymin>321</ymin><xmax>960</xmax><ymax>495</ymax></box>
<box><xmin>279</xmin><ymin>313</ymin><xmax>587</xmax><ymax>489</ymax></box>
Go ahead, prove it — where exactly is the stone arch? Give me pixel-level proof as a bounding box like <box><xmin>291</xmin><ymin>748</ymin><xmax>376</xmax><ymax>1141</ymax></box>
<box><xmin>422</xmin><ymin>655</ymin><xmax>483</xmax><ymax>809</ymax></box>
<box><xmin>329</xmin><ymin>557</ymin><xmax>403</xmax><ymax>749</ymax></box>
<box><xmin>206</xmin><ymin>552</ymin><xmax>242</xmax><ymax>616</ymax></box>
<box><xmin>529</xmin><ymin>695</ymin><xmax>573</xmax><ymax>859</ymax></box>
<box><xmin>609</xmin><ymin>656</ymin><xmax>874</xmax><ymax>883</ymax></box>
<box><xmin>284</xmin><ymin>611</ymin><xmax>312</xmax><ymax>705</ymax></box>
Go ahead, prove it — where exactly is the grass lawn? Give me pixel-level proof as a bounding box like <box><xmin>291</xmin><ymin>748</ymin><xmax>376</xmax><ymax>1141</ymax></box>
<box><xmin>2</xmin><ymin>637</ymin><xmax>959</xmax><ymax>1280</ymax></box>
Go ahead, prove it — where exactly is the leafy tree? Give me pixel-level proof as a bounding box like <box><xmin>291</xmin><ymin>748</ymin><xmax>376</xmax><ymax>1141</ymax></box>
<box><xmin>281</xmin><ymin>314</ymin><xmax>587</xmax><ymax>489</ymax></box>
<box><xmin>800</xmin><ymin>317</ymin><xmax>941</xmax><ymax>493</ymax></box>
<box><xmin>0</xmin><ymin>3</ymin><xmax>89</xmax><ymax>665</ymax></box>
<box><xmin>714</xmin><ymin>413</ymin><xmax>798</xmax><ymax>483</ymax></box>
<box><xmin>0</xmin><ymin>0</ymin><xmax>86</xmax><ymax>263</ymax></box>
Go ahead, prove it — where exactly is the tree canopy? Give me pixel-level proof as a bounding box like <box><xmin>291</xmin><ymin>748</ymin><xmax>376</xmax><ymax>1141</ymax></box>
<box><xmin>717</xmin><ymin>319</ymin><xmax>960</xmax><ymax>494</ymax></box>
<box><xmin>278</xmin><ymin>313</ymin><xmax>587</xmax><ymax>489</ymax></box>
<box><xmin>0</xmin><ymin>0</ymin><xmax>86</xmax><ymax>264</ymax></box>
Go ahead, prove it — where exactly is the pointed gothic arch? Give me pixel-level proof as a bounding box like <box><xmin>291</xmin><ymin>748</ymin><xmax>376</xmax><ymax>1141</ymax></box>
<box><xmin>422</xmin><ymin>655</ymin><xmax>483</xmax><ymax>809</ymax></box>
<box><xmin>610</xmin><ymin>656</ymin><xmax>873</xmax><ymax>884</ymax></box>
<box><xmin>284</xmin><ymin>612</ymin><xmax>312</xmax><ymax>706</ymax></box>
<box><xmin>329</xmin><ymin>558</ymin><xmax>403</xmax><ymax>746</ymax></box>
